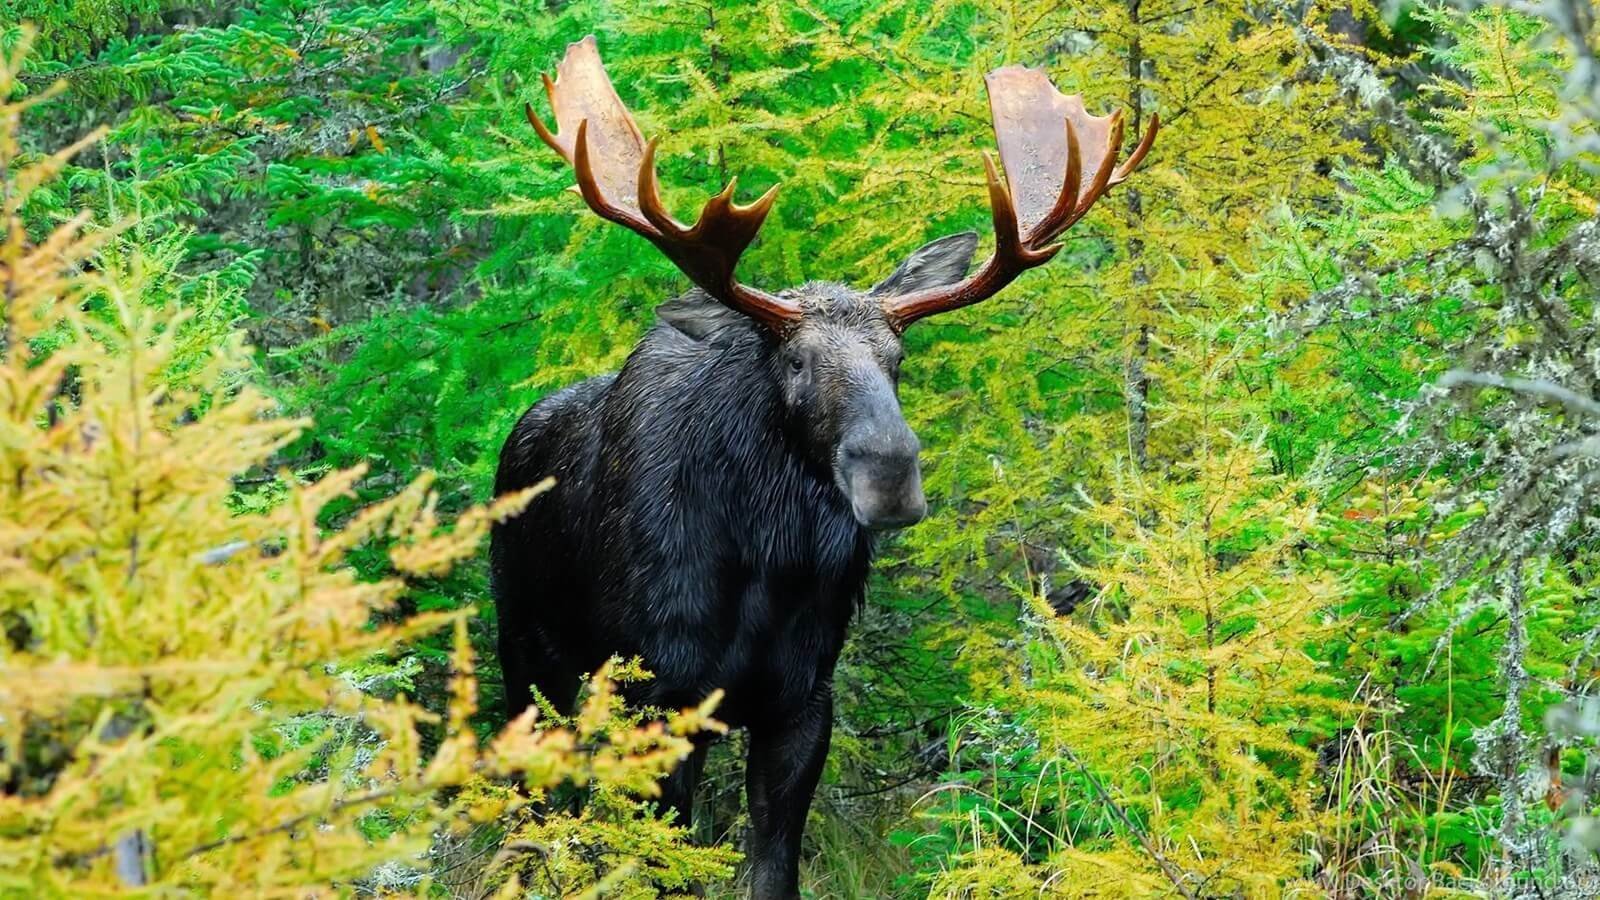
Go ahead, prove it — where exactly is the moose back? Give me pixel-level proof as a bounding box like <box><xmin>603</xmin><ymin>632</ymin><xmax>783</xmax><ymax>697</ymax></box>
<box><xmin>490</xmin><ymin>36</ymin><xmax>1156</xmax><ymax>898</ymax></box>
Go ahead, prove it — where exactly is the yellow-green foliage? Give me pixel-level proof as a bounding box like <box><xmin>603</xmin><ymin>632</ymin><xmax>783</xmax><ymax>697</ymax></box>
<box><xmin>0</xmin><ymin>39</ymin><xmax>728</xmax><ymax>897</ymax></box>
<box><xmin>1024</xmin><ymin>442</ymin><xmax>1339</xmax><ymax>895</ymax></box>
<box><xmin>930</xmin><ymin>315</ymin><xmax>1343</xmax><ymax>897</ymax></box>
<box><xmin>873</xmin><ymin>3</ymin><xmax>1370</xmax><ymax>893</ymax></box>
<box><xmin>487</xmin><ymin>661</ymin><xmax>741</xmax><ymax>898</ymax></box>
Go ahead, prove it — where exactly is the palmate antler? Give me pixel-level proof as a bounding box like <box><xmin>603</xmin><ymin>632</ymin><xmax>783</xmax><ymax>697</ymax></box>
<box><xmin>527</xmin><ymin>38</ymin><xmax>1157</xmax><ymax>334</ymax></box>
<box><xmin>525</xmin><ymin>36</ymin><xmax>802</xmax><ymax>333</ymax></box>
<box><xmin>882</xmin><ymin>66</ymin><xmax>1158</xmax><ymax>331</ymax></box>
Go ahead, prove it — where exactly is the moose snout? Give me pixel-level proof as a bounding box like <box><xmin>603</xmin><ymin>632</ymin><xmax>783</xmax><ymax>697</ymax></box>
<box><xmin>838</xmin><ymin>432</ymin><xmax>927</xmax><ymax>530</ymax></box>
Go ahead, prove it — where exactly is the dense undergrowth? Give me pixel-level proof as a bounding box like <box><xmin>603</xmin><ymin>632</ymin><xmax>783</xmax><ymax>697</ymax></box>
<box><xmin>5</xmin><ymin>0</ymin><xmax>1600</xmax><ymax>896</ymax></box>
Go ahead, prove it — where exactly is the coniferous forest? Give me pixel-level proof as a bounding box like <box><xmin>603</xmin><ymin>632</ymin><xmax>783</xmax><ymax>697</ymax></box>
<box><xmin>6</xmin><ymin>1</ymin><xmax>1600</xmax><ymax>896</ymax></box>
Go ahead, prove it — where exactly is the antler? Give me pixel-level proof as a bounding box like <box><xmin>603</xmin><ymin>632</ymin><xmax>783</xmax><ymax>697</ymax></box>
<box><xmin>526</xmin><ymin>36</ymin><xmax>801</xmax><ymax>333</ymax></box>
<box><xmin>884</xmin><ymin>65</ymin><xmax>1159</xmax><ymax>331</ymax></box>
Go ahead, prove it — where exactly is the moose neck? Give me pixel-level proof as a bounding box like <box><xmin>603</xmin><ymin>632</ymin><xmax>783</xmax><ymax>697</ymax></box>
<box><xmin>631</xmin><ymin>319</ymin><xmax>872</xmax><ymax>577</ymax></box>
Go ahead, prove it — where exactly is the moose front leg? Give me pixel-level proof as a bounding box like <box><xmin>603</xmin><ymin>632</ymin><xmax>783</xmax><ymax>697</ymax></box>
<box><xmin>658</xmin><ymin>737</ymin><xmax>710</xmax><ymax>833</ymax></box>
<box><xmin>744</xmin><ymin>688</ymin><xmax>831</xmax><ymax>899</ymax></box>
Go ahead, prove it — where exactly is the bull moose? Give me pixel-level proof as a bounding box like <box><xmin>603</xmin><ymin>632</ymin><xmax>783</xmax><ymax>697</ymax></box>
<box><xmin>491</xmin><ymin>36</ymin><xmax>1156</xmax><ymax>897</ymax></box>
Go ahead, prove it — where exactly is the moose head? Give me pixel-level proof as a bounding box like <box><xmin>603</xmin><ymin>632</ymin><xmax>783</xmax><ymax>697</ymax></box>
<box><xmin>527</xmin><ymin>37</ymin><xmax>1157</xmax><ymax>530</ymax></box>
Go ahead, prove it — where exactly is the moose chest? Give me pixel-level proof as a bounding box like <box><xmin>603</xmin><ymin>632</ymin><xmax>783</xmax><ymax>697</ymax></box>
<box><xmin>617</xmin><ymin>491</ymin><xmax>869</xmax><ymax>728</ymax></box>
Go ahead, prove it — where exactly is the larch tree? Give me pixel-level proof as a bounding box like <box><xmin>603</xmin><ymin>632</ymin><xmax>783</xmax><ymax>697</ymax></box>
<box><xmin>0</xmin><ymin>35</ymin><xmax>732</xmax><ymax>897</ymax></box>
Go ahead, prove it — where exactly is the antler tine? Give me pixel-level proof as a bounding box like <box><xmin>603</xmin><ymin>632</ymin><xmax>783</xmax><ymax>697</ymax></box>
<box><xmin>637</xmin><ymin>138</ymin><xmax>780</xmax><ymax>244</ymax></box>
<box><xmin>572</xmin><ymin>119</ymin><xmax>649</xmax><ymax>231</ymax></box>
<box><xmin>524</xmin><ymin>73</ymin><xmax>564</xmax><ymax>159</ymax></box>
<box><xmin>637</xmin><ymin>136</ymin><xmax>684</xmax><ymax>235</ymax></box>
<box><xmin>883</xmin><ymin>151</ymin><xmax>1063</xmax><ymax>329</ymax></box>
<box><xmin>884</xmin><ymin>64</ymin><xmax>1158</xmax><ymax>331</ymax></box>
<box><xmin>1029</xmin><ymin>118</ymin><xmax>1083</xmax><ymax>247</ymax></box>
<box><xmin>634</xmin><ymin>137</ymin><xmax>795</xmax><ymax>332</ymax></box>
<box><xmin>1111</xmin><ymin>113</ymin><xmax>1160</xmax><ymax>187</ymax></box>
<box><xmin>528</xmin><ymin>36</ymin><xmax>801</xmax><ymax>333</ymax></box>
<box><xmin>981</xmin><ymin>151</ymin><xmax>1059</xmax><ymax>270</ymax></box>
<box><xmin>1066</xmin><ymin>109</ymin><xmax>1123</xmax><ymax>231</ymax></box>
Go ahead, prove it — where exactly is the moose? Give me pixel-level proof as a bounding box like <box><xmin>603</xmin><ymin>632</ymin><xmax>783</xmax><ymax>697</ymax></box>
<box><xmin>491</xmin><ymin>36</ymin><xmax>1156</xmax><ymax>897</ymax></box>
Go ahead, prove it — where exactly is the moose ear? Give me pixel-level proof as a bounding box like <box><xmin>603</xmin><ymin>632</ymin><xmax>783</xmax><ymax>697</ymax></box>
<box><xmin>656</xmin><ymin>289</ymin><xmax>752</xmax><ymax>341</ymax></box>
<box><xmin>869</xmin><ymin>232</ymin><xmax>979</xmax><ymax>297</ymax></box>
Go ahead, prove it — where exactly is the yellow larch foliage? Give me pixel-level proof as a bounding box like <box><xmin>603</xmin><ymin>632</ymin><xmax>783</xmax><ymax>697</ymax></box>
<box><xmin>0</xmin><ymin>35</ymin><xmax>725</xmax><ymax>897</ymax></box>
<box><xmin>928</xmin><ymin>312</ymin><xmax>1346</xmax><ymax>897</ymax></box>
<box><xmin>1032</xmin><ymin>439</ymin><xmax>1340</xmax><ymax>896</ymax></box>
